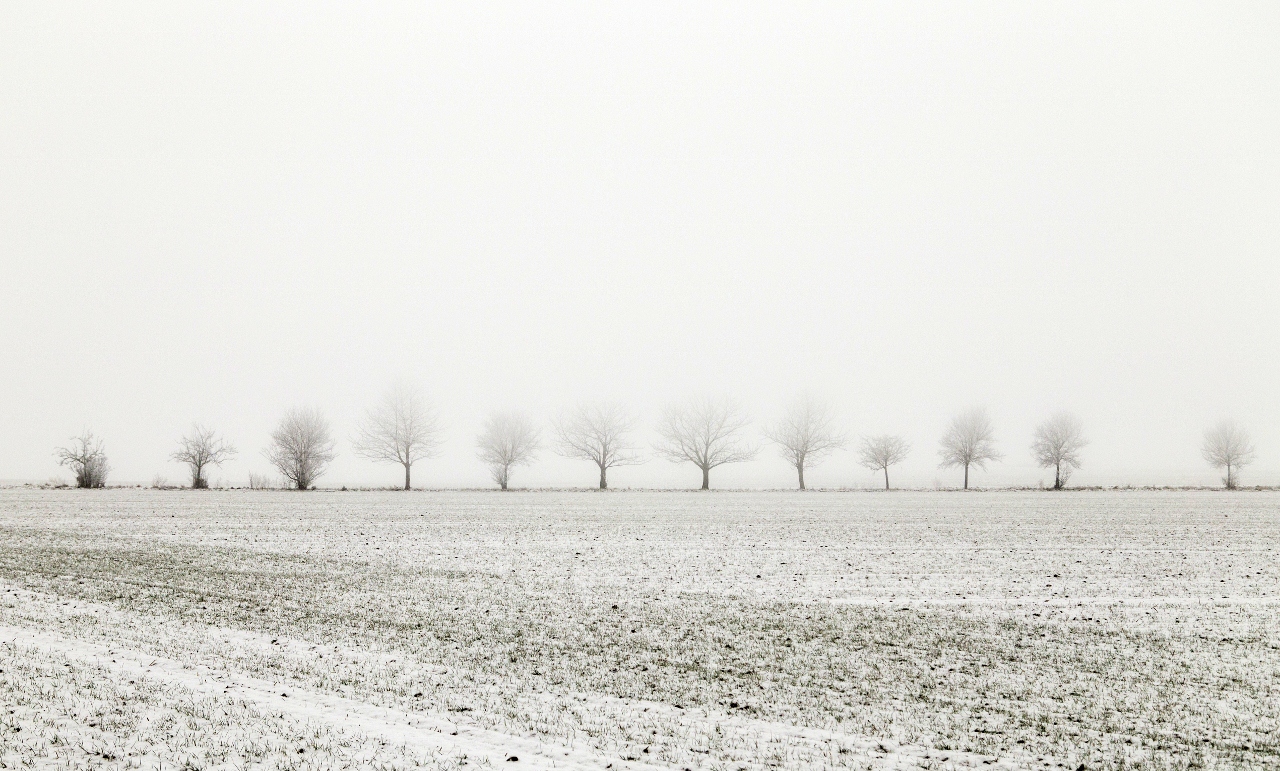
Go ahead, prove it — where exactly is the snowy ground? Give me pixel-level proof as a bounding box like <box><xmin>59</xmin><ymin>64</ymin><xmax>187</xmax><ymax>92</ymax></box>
<box><xmin>0</xmin><ymin>489</ymin><xmax>1276</xmax><ymax>769</ymax></box>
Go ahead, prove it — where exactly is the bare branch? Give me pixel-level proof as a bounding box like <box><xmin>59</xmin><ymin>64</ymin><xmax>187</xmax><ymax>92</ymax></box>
<box><xmin>552</xmin><ymin>402</ymin><xmax>643</xmax><ymax>489</ymax></box>
<box><xmin>265</xmin><ymin>407</ymin><xmax>336</xmax><ymax>490</ymax></box>
<box><xmin>653</xmin><ymin>396</ymin><xmax>757</xmax><ymax>489</ymax></box>
<box><xmin>170</xmin><ymin>424</ymin><xmax>237</xmax><ymax>489</ymax></box>
<box><xmin>477</xmin><ymin>411</ymin><xmax>541</xmax><ymax>490</ymax></box>
<box><xmin>351</xmin><ymin>384</ymin><xmax>443</xmax><ymax>490</ymax></box>
<box><xmin>763</xmin><ymin>396</ymin><xmax>846</xmax><ymax>490</ymax></box>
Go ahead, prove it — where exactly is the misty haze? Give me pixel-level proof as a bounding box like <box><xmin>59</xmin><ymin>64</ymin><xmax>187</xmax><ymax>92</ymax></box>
<box><xmin>2</xmin><ymin>3</ymin><xmax>1278</xmax><ymax>770</ymax></box>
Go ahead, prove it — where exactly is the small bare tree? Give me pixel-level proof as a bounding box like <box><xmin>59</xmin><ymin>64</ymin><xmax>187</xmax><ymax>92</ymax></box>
<box><xmin>858</xmin><ymin>434</ymin><xmax>911</xmax><ymax>490</ymax></box>
<box><xmin>265</xmin><ymin>407</ymin><xmax>337</xmax><ymax>490</ymax></box>
<box><xmin>1201</xmin><ymin>419</ymin><xmax>1256</xmax><ymax>490</ymax></box>
<box><xmin>654</xmin><ymin>396</ymin><xmax>757</xmax><ymax>489</ymax></box>
<box><xmin>170</xmin><ymin>424</ymin><xmax>237</xmax><ymax>489</ymax></box>
<box><xmin>938</xmin><ymin>407</ymin><xmax>1002</xmax><ymax>489</ymax></box>
<box><xmin>1031</xmin><ymin>412</ymin><xmax>1087</xmax><ymax>490</ymax></box>
<box><xmin>477</xmin><ymin>411</ymin><xmax>541</xmax><ymax>490</ymax></box>
<box><xmin>247</xmin><ymin>472</ymin><xmax>274</xmax><ymax>490</ymax></box>
<box><xmin>55</xmin><ymin>430</ymin><xmax>110</xmax><ymax>488</ymax></box>
<box><xmin>352</xmin><ymin>385</ymin><xmax>443</xmax><ymax>490</ymax></box>
<box><xmin>764</xmin><ymin>396</ymin><xmax>846</xmax><ymax>490</ymax></box>
<box><xmin>552</xmin><ymin>402</ymin><xmax>643</xmax><ymax>489</ymax></box>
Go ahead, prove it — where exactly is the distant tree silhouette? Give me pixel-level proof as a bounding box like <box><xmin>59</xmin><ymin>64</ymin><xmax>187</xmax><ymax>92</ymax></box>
<box><xmin>352</xmin><ymin>384</ymin><xmax>442</xmax><ymax>490</ymax></box>
<box><xmin>552</xmin><ymin>402</ymin><xmax>642</xmax><ymax>489</ymax></box>
<box><xmin>55</xmin><ymin>430</ymin><xmax>110</xmax><ymax>488</ymax></box>
<box><xmin>1201</xmin><ymin>420</ymin><xmax>1255</xmax><ymax>490</ymax></box>
<box><xmin>477</xmin><ymin>411</ymin><xmax>541</xmax><ymax>490</ymax></box>
<box><xmin>171</xmin><ymin>424</ymin><xmax>237</xmax><ymax>489</ymax></box>
<box><xmin>1030</xmin><ymin>412</ymin><xmax>1087</xmax><ymax>489</ymax></box>
<box><xmin>653</xmin><ymin>396</ymin><xmax>757</xmax><ymax>489</ymax></box>
<box><xmin>764</xmin><ymin>396</ymin><xmax>846</xmax><ymax>490</ymax></box>
<box><xmin>938</xmin><ymin>407</ymin><xmax>1002</xmax><ymax>489</ymax></box>
<box><xmin>858</xmin><ymin>434</ymin><xmax>911</xmax><ymax>490</ymax></box>
<box><xmin>266</xmin><ymin>407</ymin><xmax>336</xmax><ymax>490</ymax></box>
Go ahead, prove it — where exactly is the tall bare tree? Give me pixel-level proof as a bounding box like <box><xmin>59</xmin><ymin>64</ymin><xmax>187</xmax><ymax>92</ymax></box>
<box><xmin>352</xmin><ymin>385</ymin><xmax>443</xmax><ymax>490</ymax></box>
<box><xmin>653</xmin><ymin>396</ymin><xmax>757</xmax><ymax>489</ymax></box>
<box><xmin>55</xmin><ymin>430</ymin><xmax>110</xmax><ymax>488</ymax></box>
<box><xmin>938</xmin><ymin>407</ymin><xmax>1002</xmax><ymax>489</ymax></box>
<box><xmin>477</xmin><ymin>411</ymin><xmax>541</xmax><ymax>490</ymax></box>
<box><xmin>552</xmin><ymin>402</ymin><xmax>643</xmax><ymax>489</ymax></box>
<box><xmin>858</xmin><ymin>434</ymin><xmax>911</xmax><ymax>490</ymax></box>
<box><xmin>764</xmin><ymin>396</ymin><xmax>846</xmax><ymax>490</ymax></box>
<box><xmin>170</xmin><ymin>424</ymin><xmax>237</xmax><ymax>489</ymax></box>
<box><xmin>1031</xmin><ymin>412</ymin><xmax>1087</xmax><ymax>490</ymax></box>
<box><xmin>1201</xmin><ymin>419</ymin><xmax>1256</xmax><ymax>490</ymax></box>
<box><xmin>265</xmin><ymin>407</ymin><xmax>337</xmax><ymax>490</ymax></box>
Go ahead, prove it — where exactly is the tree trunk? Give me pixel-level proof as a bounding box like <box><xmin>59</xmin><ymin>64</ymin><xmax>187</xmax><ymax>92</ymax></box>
<box><xmin>701</xmin><ymin>466</ymin><xmax>710</xmax><ymax>490</ymax></box>
<box><xmin>963</xmin><ymin>464</ymin><xmax>969</xmax><ymax>490</ymax></box>
<box><xmin>1054</xmin><ymin>463</ymin><xmax>1061</xmax><ymax>490</ymax></box>
<box><xmin>798</xmin><ymin>464</ymin><xmax>806</xmax><ymax>491</ymax></box>
<box><xmin>404</xmin><ymin>463</ymin><xmax>411</xmax><ymax>491</ymax></box>
<box><xmin>1226</xmin><ymin>462</ymin><xmax>1234</xmax><ymax>490</ymax></box>
<box><xmin>884</xmin><ymin>467</ymin><xmax>890</xmax><ymax>490</ymax></box>
<box><xmin>599</xmin><ymin>465</ymin><xmax>608</xmax><ymax>489</ymax></box>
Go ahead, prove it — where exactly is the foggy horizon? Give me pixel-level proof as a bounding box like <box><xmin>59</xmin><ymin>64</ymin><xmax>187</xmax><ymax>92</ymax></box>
<box><xmin>5</xmin><ymin>6</ymin><xmax>1280</xmax><ymax>768</ymax></box>
<box><xmin>7</xmin><ymin>402</ymin><xmax>1278</xmax><ymax>490</ymax></box>
<box><xmin>4</xmin><ymin>3</ymin><xmax>1279</xmax><ymax>489</ymax></box>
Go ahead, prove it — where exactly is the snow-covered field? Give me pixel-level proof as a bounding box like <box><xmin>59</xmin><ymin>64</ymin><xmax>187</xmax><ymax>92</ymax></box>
<box><xmin>1</xmin><ymin>489</ymin><xmax>1276</xmax><ymax>770</ymax></box>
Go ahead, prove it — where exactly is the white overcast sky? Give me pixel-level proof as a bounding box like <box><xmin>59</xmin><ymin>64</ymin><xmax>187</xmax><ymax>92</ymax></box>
<box><xmin>2</xmin><ymin>2</ymin><xmax>1278</xmax><ymax>488</ymax></box>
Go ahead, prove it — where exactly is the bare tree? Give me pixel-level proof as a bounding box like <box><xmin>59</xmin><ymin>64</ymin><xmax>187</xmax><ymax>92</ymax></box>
<box><xmin>552</xmin><ymin>402</ymin><xmax>643</xmax><ymax>489</ymax></box>
<box><xmin>247</xmin><ymin>472</ymin><xmax>274</xmax><ymax>490</ymax></box>
<box><xmin>265</xmin><ymin>407</ymin><xmax>337</xmax><ymax>490</ymax></box>
<box><xmin>1031</xmin><ymin>412</ymin><xmax>1087</xmax><ymax>490</ymax></box>
<box><xmin>170</xmin><ymin>424</ymin><xmax>237</xmax><ymax>489</ymax></box>
<box><xmin>477</xmin><ymin>411</ymin><xmax>541</xmax><ymax>490</ymax></box>
<box><xmin>858</xmin><ymin>434</ymin><xmax>911</xmax><ymax>490</ymax></box>
<box><xmin>352</xmin><ymin>385</ymin><xmax>443</xmax><ymax>490</ymax></box>
<box><xmin>763</xmin><ymin>396</ymin><xmax>846</xmax><ymax>490</ymax></box>
<box><xmin>55</xmin><ymin>430</ymin><xmax>110</xmax><ymax>488</ymax></box>
<box><xmin>1201</xmin><ymin>419</ymin><xmax>1256</xmax><ymax>490</ymax></box>
<box><xmin>653</xmin><ymin>396</ymin><xmax>757</xmax><ymax>489</ymax></box>
<box><xmin>938</xmin><ymin>407</ymin><xmax>1002</xmax><ymax>489</ymax></box>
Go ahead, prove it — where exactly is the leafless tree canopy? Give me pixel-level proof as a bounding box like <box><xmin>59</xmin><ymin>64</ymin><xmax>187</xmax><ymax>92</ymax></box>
<box><xmin>552</xmin><ymin>402</ymin><xmax>643</xmax><ymax>489</ymax></box>
<box><xmin>653</xmin><ymin>396</ymin><xmax>757</xmax><ymax>489</ymax></box>
<box><xmin>477</xmin><ymin>411</ymin><xmax>541</xmax><ymax>490</ymax></box>
<box><xmin>1201</xmin><ymin>419</ymin><xmax>1256</xmax><ymax>490</ymax></box>
<box><xmin>55</xmin><ymin>430</ymin><xmax>110</xmax><ymax>489</ymax></box>
<box><xmin>763</xmin><ymin>396</ymin><xmax>846</xmax><ymax>490</ymax></box>
<box><xmin>938</xmin><ymin>407</ymin><xmax>1002</xmax><ymax>489</ymax></box>
<box><xmin>170</xmin><ymin>424</ymin><xmax>237</xmax><ymax>489</ymax></box>
<box><xmin>265</xmin><ymin>407</ymin><xmax>337</xmax><ymax>490</ymax></box>
<box><xmin>858</xmin><ymin>434</ymin><xmax>911</xmax><ymax>490</ymax></box>
<box><xmin>352</xmin><ymin>385</ymin><xmax>443</xmax><ymax>490</ymax></box>
<box><xmin>1031</xmin><ymin>412</ymin><xmax>1087</xmax><ymax>490</ymax></box>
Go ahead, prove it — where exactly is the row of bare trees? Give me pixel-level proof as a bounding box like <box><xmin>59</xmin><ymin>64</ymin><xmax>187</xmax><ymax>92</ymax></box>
<box><xmin>51</xmin><ymin>393</ymin><xmax>1261</xmax><ymax>489</ymax></box>
<box><xmin>551</xmin><ymin>396</ymin><xmax>874</xmax><ymax>490</ymax></box>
